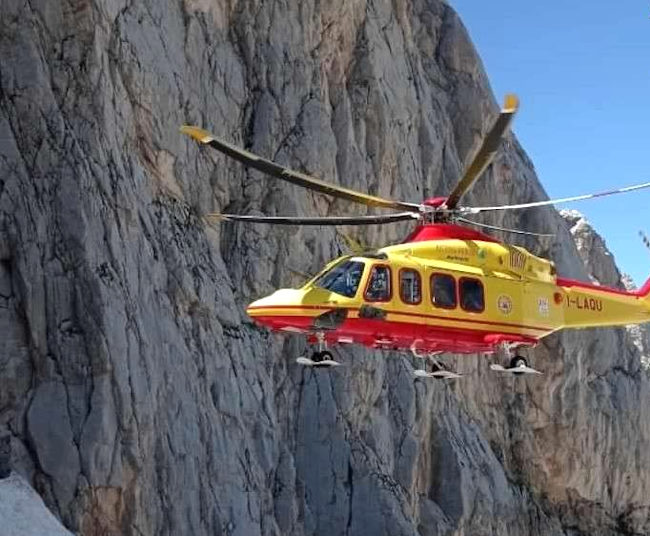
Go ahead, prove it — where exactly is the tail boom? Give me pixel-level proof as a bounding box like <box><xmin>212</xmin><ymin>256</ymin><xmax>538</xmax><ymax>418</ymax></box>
<box><xmin>557</xmin><ymin>276</ymin><xmax>650</xmax><ymax>329</ymax></box>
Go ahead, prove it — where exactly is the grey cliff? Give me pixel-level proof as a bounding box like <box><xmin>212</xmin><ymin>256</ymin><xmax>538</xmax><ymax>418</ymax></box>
<box><xmin>0</xmin><ymin>0</ymin><xmax>648</xmax><ymax>534</ymax></box>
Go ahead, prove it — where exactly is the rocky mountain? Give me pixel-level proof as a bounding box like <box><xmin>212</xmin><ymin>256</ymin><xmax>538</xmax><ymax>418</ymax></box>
<box><xmin>561</xmin><ymin>210</ymin><xmax>650</xmax><ymax>371</ymax></box>
<box><xmin>1</xmin><ymin>0</ymin><xmax>649</xmax><ymax>534</ymax></box>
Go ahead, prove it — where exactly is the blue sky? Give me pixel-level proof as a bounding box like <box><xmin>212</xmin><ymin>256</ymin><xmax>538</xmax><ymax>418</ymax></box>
<box><xmin>451</xmin><ymin>1</ymin><xmax>650</xmax><ymax>285</ymax></box>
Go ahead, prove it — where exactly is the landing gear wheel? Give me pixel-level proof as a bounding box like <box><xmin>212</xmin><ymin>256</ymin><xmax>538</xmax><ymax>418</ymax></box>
<box><xmin>311</xmin><ymin>350</ymin><xmax>334</xmax><ymax>364</ymax></box>
<box><xmin>296</xmin><ymin>350</ymin><xmax>341</xmax><ymax>367</ymax></box>
<box><xmin>509</xmin><ymin>356</ymin><xmax>528</xmax><ymax>369</ymax></box>
<box><xmin>489</xmin><ymin>352</ymin><xmax>542</xmax><ymax>375</ymax></box>
<box><xmin>429</xmin><ymin>363</ymin><xmax>445</xmax><ymax>380</ymax></box>
<box><xmin>509</xmin><ymin>356</ymin><xmax>527</xmax><ymax>376</ymax></box>
<box><xmin>413</xmin><ymin>358</ymin><xmax>462</xmax><ymax>380</ymax></box>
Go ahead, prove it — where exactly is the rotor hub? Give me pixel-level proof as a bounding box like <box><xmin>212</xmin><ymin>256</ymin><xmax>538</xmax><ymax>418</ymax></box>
<box><xmin>422</xmin><ymin>197</ymin><xmax>448</xmax><ymax>209</ymax></box>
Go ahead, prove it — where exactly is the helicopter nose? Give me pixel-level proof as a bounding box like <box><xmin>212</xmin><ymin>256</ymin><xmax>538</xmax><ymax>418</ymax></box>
<box><xmin>246</xmin><ymin>289</ymin><xmax>315</xmax><ymax>331</ymax></box>
<box><xmin>246</xmin><ymin>289</ymin><xmax>304</xmax><ymax>311</ymax></box>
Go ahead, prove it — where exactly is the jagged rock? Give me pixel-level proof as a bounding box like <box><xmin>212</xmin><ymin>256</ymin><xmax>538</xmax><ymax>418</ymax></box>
<box><xmin>560</xmin><ymin>209</ymin><xmax>625</xmax><ymax>287</ymax></box>
<box><xmin>0</xmin><ymin>434</ymin><xmax>10</xmax><ymax>478</ymax></box>
<box><xmin>0</xmin><ymin>1</ymin><xmax>649</xmax><ymax>535</ymax></box>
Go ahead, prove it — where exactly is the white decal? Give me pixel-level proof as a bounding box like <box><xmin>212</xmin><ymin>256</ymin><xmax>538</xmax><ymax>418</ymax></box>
<box><xmin>538</xmin><ymin>297</ymin><xmax>550</xmax><ymax>317</ymax></box>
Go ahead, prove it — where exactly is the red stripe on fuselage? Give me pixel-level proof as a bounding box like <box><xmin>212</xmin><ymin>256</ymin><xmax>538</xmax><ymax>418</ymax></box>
<box><xmin>557</xmin><ymin>277</ymin><xmax>645</xmax><ymax>297</ymax></box>
<box><xmin>247</xmin><ymin>304</ymin><xmax>552</xmax><ymax>333</ymax></box>
<box><xmin>251</xmin><ymin>314</ymin><xmax>538</xmax><ymax>354</ymax></box>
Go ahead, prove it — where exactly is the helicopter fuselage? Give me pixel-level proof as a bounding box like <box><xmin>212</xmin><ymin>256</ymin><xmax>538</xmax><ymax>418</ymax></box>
<box><xmin>247</xmin><ymin>225</ymin><xmax>650</xmax><ymax>355</ymax></box>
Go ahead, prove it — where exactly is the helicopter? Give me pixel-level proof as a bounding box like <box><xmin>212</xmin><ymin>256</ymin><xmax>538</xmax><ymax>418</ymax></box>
<box><xmin>181</xmin><ymin>95</ymin><xmax>650</xmax><ymax>378</ymax></box>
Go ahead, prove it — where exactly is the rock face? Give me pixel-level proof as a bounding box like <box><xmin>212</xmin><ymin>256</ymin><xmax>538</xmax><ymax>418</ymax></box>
<box><xmin>0</xmin><ymin>1</ymin><xmax>649</xmax><ymax>535</ymax></box>
<box><xmin>0</xmin><ymin>474</ymin><xmax>74</xmax><ymax>536</ymax></box>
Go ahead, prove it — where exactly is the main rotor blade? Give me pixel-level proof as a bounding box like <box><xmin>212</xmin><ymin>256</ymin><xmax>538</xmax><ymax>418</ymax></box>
<box><xmin>456</xmin><ymin>217</ymin><xmax>554</xmax><ymax>237</ymax></box>
<box><xmin>463</xmin><ymin>180</ymin><xmax>650</xmax><ymax>214</ymax></box>
<box><xmin>640</xmin><ymin>231</ymin><xmax>650</xmax><ymax>252</ymax></box>
<box><xmin>444</xmin><ymin>94</ymin><xmax>519</xmax><ymax>210</ymax></box>
<box><xmin>204</xmin><ymin>212</ymin><xmax>420</xmax><ymax>226</ymax></box>
<box><xmin>181</xmin><ymin>126</ymin><xmax>421</xmax><ymax>212</ymax></box>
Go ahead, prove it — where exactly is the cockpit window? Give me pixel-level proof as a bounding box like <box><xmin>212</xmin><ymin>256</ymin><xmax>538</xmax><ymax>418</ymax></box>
<box><xmin>313</xmin><ymin>260</ymin><xmax>365</xmax><ymax>298</ymax></box>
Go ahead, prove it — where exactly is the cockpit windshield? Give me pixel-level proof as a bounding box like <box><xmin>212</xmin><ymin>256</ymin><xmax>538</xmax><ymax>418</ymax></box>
<box><xmin>313</xmin><ymin>260</ymin><xmax>365</xmax><ymax>298</ymax></box>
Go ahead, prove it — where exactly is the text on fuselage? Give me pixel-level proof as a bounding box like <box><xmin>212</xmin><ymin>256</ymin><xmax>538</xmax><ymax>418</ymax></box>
<box><xmin>565</xmin><ymin>296</ymin><xmax>603</xmax><ymax>312</ymax></box>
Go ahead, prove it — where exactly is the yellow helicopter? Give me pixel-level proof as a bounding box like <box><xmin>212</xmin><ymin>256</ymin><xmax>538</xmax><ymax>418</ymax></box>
<box><xmin>181</xmin><ymin>95</ymin><xmax>650</xmax><ymax>378</ymax></box>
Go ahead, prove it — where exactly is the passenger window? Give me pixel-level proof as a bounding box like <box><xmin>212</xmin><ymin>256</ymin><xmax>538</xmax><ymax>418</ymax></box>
<box><xmin>431</xmin><ymin>274</ymin><xmax>456</xmax><ymax>309</ymax></box>
<box><xmin>365</xmin><ymin>266</ymin><xmax>391</xmax><ymax>302</ymax></box>
<box><xmin>460</xmin><ymin>278</ymin><xmax>484</xmax><ymax>313</ymax></box>
<box><xmin>400</xmin><ymin>269</ymin><xmax>421</xmax><ymax>305</ymax></box>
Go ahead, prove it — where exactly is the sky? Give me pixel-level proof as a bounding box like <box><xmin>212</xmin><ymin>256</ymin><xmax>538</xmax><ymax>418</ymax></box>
<box><xmin>451</xmin><ymin>1</ymin><xmax>650</xmax><ymax>285</ymax></box>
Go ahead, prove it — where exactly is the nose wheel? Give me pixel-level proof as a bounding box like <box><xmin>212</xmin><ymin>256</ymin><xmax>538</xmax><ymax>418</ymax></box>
<box><xmin>296</xmin><ymin>334</ymin><xmax>342</xmax><ymax>368</ymax></box>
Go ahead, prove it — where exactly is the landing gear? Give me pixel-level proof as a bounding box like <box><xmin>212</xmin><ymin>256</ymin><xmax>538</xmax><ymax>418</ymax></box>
<box><xmin>489</xmin><ymin>344</ymin><xmax>542</xmax><ymax>375</ymax></box>
<box><xmin>509</xmin><ymin>355</ymin><xmax>528</xmax><ymax>370</ymax></box>
<box><xmin>410</xmin><ymin>341</ymin><xmax>462</xmax><ymax>380</ymax></box>
<box><xmin>309</xmin><ymin>350</ymin><xmax>330</xmax><ymax>363</ymax></box>
<box><xmin>296</xmin><ymin>333</ymin><xmax>342</xmax><ymax>367</ymax></box>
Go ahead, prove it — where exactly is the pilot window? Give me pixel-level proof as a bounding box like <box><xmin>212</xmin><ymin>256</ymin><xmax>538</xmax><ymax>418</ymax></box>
<box><xmin>313</xmin><ymin>260</ymin><xmax>365</xmax><ymax>298</ymax></box>
<box><xmin>400</xmin><ymin>269</ymin><xmax>421</xmax><ymax>304</ymax></box>
<box><xmin>460</xmin><ymin>278</ymin><xmax>484</xmax><ymax>313</ymax></box>
<box><xmin>431</xmin><ymin>273</ymin><xmax>456</xmax><ymax>309</ymax></box>
<box><xmin>365</xmin><ymin>265</ymin><xmax>391</xmax><ymax>302</ymax></box>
